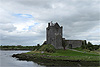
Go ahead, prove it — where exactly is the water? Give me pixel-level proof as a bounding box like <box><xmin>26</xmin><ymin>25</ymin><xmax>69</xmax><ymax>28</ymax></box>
<box><xmin>0</xmin><ymin>50</ymin><xmax>45</xmax><ymax>67</ymax></box>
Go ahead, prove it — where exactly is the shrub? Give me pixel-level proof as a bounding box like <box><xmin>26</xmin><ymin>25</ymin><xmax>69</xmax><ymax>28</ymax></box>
<box><xmin>81</xmin><ymin>42</ymin><xmax>99</xmax><ymax>51</ymax></box>
<box><xmin>39</xmin><ymin>44</ymin><xmax>56</xmax><ymax>53</ymax></box>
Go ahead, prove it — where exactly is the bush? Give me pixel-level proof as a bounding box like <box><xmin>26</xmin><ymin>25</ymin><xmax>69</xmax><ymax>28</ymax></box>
<box><xmin>81</xmin><ymin>42</ymin><xmax>99</xmax><ymax>51</ymax></box>
<box><xmin>39</xmin><ymin>44</ymin><xmax>56</xmax><ymax>53</ymax></box>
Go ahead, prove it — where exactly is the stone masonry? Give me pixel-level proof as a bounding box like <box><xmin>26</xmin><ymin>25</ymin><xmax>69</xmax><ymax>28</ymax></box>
<box><xmin>46</xmin><ymin>22</ymin><xmax>63</xmax><ymax>49</ymax></box>
<box><xmin>45</xmin><ymin>22</ymin><xmax>86</xmax><ymax>49</ymax></box>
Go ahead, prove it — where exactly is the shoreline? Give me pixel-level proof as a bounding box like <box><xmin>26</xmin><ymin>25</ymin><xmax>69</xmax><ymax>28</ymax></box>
<box><xmin>0</xmin><ymin>49</ymin><xmax>32</xmax><ymax>50</ymax></box>
<box><xmin>12</xmin><ymin>53</ymin><xmax>100</xmax><ymax>66</ymax></box>
<box><xmin>12</xmin><ymin>53</ymin><xmax>100</xmax><ymax>62</ymax></box>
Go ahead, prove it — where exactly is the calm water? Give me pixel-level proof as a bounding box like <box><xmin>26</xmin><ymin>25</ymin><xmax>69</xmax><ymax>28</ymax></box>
<box><xmin>0</xmin><ymin>50</ymin><xmax>45</xmax><ymax>67</ymax></box>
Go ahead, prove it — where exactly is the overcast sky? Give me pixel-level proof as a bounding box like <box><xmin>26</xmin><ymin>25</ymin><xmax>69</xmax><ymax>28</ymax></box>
<box><xmin>0</xmin><ymin>0</ymin><xmax>100</xmax><ymax>46</ymax></box>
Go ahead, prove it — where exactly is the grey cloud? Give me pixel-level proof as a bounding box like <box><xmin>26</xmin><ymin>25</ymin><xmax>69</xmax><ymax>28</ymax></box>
<box><xmin>0</xmin><ymin>0</ymin><xmax>99</xmax><ymax>45</ymax></box>
<box><xmin>0</xmin><ymin>24</ymin><xmax>16</xmax><ymax>32</ymax></box>
<box><xmin>0</xmin><ymin>34</ymin><xmax>44</xmax><ymax>46</ymax></box>
<box><xmin>16</xmin><ymin>0</ymin><xmax>52</xmax><ymax>9</ymax></box>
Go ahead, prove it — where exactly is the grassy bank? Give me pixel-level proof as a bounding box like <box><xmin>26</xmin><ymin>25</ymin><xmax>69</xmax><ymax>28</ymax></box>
<box><xmin>12</xmin><ymin>44</ymin><xmax>100</xmax><ymax>66</ymax></box>
<box><xmin>12</xmin><ymin>48</ymin><xmax>100</xmax><ymax>66</ymax></box>
<box><xmin>13</xmin><ymin>49</ymin><xmax>100</xmax><ymax>62</ymax></box>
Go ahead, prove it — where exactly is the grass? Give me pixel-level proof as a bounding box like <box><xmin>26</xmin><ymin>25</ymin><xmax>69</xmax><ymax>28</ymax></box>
<box><xmin>73</xmin><ymin>47</ymin><xmax>100</xmax><ymax>54</ymax></box>
<box><xmin>50</xmin><ymin>49</ymin><xmax>99</xmax><ymax>56</ymax></box>
<box><xmin>25</xmin><ymin>49</ymin><xmax>100</xmax><ymax>61</ymax></box>
<box><xmin>13</xmin><ymin>46</ymin><xmax>100</xmax><ymax>66</ymax></box>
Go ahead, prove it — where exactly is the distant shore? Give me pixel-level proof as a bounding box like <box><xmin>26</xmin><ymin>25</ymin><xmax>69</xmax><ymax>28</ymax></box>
<box><xmin>0</xmin><ymin>45</ymin><xmax>34</xmax><ymax>50</ymax></box>
<box><xmin>0</xmin><ymin>49</ymin><xmax>32</xmax><ymax>50</ymax></box>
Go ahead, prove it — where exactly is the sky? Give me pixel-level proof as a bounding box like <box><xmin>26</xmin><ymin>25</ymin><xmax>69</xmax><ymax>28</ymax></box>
<box><xmin>0</xmin><ymin>0</ymin><xmax>100</xmax><ymax>46</ymax></box>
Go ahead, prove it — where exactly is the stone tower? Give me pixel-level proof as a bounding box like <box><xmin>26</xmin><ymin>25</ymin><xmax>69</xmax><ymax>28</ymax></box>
<box><xmin>46</xmin><ymin>22</ymin><xmax>63</xmax><ymax>49</ymax></box>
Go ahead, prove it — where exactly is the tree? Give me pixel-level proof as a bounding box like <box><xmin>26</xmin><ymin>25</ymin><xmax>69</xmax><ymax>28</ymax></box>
<box><xmin>81</xmin><ymin>41</ymin><xmax>99</xmax><ymax>51</ymax></box>
<box><xmin>87</xmin><ymin>42</ymin><xmax>93</xmax><ymax>51</ymax></box>
<box><xmin>87</xmin><ymin>42</ymin><xmax>93</xmax><ymax>47</ymax></box>
<box><xmin>37</xmin><ymin>44</ymin><xmax>40</xmax><ymax>47</ymax></box>
<box><xmin>93</xmin><ymin>45</ymin><xmax>99</xmax><ymax>50</ymax></box>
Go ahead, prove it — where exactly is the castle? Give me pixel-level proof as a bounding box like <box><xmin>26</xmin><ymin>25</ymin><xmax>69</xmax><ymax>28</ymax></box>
<box><xmin>44</xmin><ymin>22</ymin><xmax>86</xmax><ymax>49</ymax></box>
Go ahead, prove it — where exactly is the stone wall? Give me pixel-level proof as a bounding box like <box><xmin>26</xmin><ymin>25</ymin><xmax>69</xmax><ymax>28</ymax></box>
<box><xmin>46</xmin><ymin>22</ymin><xmax>86</xmax><ymax>49</ymax></box>
<box><xmin>46</xmin><ymin>22</ymin><xmax>63</xmax><ymax>49</ymax></box>
<box><xmin>65</xmin><ymin>40</ymin><xmax>85</xmax><ymax>48</ymax></box>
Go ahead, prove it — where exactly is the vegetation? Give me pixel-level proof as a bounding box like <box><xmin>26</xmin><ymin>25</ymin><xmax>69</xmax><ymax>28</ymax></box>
<box><xmin>13</xmin><ymin>50</ymin><xmax>100</xmax><ymax>66</ymax></box>
<box><xmin>39</xmin><ymin>44</ymin><xmax>56</xmax><ymax>53</ymax></box>
<box><xmin>0</xmin><ymin>45</ymin><xmax>35</xmax><ymax>50</ymax></box>
<box><xmin>74</xmin><ymin>47</ymin><xmax>100</xmax><ymax>54</ymax></box>
<box><xmin>12</xmin><ymin>44</ymin><xmax>100</xmax><ymax>66</ymax></box>
<box><xmin>12</xmin><ymin>43</ymin><xmax>100</xmax><ymax>62</ymax></box>
<box><xmin>74</xmin><ymin>41</ymin><xmax>100</xmax><ymax>54</ymax></box>
<box><xmin>14</xmin><ymin>49</ymin><xmax>100</xmax><ymax>62</ymax></box>
<box><xmin>81</xmin><ymin>42</ymin><xmax>100</xmax><ymax>51</ymax></box>
<box><xmin>24</xmin><ymin>43</ymin><xmax>100</xmax><ymax>62</ymax></box>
